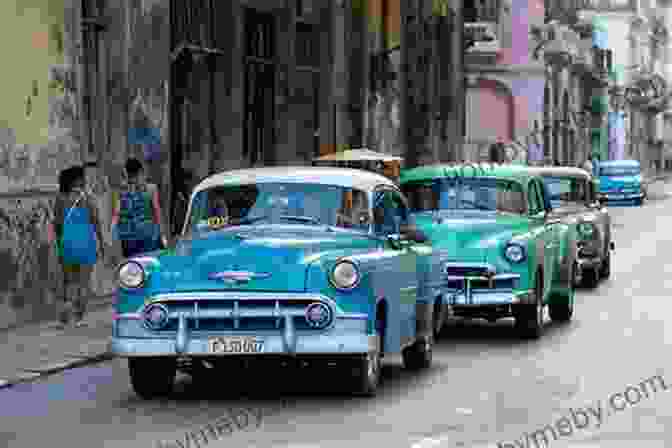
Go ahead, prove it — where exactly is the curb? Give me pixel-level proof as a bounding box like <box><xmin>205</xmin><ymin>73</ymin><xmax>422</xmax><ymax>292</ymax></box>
<box><xmin>0</xmin><ymin>347</ymin><xmax>113</xmax><ymax>390</ymax></box>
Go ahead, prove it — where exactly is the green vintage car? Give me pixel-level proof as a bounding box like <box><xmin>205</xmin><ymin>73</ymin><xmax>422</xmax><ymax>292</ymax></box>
<box><xmin>400</xmin><ymin>164</ymin><xmax>576</xmax><ymax>338</ymax></box>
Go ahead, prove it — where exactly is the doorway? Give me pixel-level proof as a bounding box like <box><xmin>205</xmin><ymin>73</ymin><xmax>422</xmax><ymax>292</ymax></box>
<box><xmin>243</xmin><ymin>8</ymin><xmax>276</xmax><ymax>167</ymax></box>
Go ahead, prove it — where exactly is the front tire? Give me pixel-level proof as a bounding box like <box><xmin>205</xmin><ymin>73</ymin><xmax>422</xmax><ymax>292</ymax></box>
<box><xmin>514</xmin><ymin>272</ymin><xmax>544</xmax><ymax>339</ymax></box>
<box><xmin>353</xmin><ymin>316</ymin><xmax>383</xmax><ymax>397</ymax></box>
<box><xmin>549</xmin><ymin>263</ymin><xmax>575</xmax><ymax>323</ymax></box>
<box><xmin>128</xmin><ymin>357</ymin><xmax>176</xmax><ymax>399</ymax></box>
<box><xmin>581</xmin><ymin>266</ymin><xmax>599</xmax><ymax>288</ymax></box>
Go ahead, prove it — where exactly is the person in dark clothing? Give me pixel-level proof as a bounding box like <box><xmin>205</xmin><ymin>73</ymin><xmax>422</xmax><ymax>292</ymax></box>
<box><xmin>112</xmin><ymin>158</ymin><xmax>167</xmax><ymax>258</ymax></box>
<box><xmin>489</xmin><ymin>142</ymin><xmax>505</xmax><ymax>164</ymax></box>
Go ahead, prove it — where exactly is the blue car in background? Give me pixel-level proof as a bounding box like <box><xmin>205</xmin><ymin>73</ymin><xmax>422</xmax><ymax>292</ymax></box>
<box><xmin>597</xmin><ymin>160</ymin><xmax>647</xmax><ymax>206</ymax></box>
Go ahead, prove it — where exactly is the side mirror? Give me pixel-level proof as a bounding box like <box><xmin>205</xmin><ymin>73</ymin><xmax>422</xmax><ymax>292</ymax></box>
<box><xmin>404</xmin><ymin>228</ymin><xmax>429</xmax><ymax>243</ymax></box>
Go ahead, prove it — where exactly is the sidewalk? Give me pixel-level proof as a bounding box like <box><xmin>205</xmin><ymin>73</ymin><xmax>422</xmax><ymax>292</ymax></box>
<box><xmin>0</xmin><ymin>299</ymin><xmax>114</xmax><ymax>389</ymax></box>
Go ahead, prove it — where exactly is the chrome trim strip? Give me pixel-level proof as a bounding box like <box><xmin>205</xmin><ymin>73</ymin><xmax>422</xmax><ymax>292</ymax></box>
<box><xmin>446</xmin><ymin>274</ymin><xmax>520</xmax><ymax>281</ymax></box>
<box><xmin>141</xmin><ymin>292</ymin><xmax>340</xmax><ymax>314</ymax></box>
<box><xmin>443</xmin><ymin>262</ymin><xmax>497</xmax><ymax>274</ymax></box>
<box><xmin>336</xmin><ymin>314</ymin><xmax>368</xmax><ymax>320</ymax></box>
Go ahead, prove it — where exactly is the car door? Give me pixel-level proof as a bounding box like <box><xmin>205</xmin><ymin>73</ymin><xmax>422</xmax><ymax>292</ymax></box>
<box><xmin>373</xmin><ymin>188</ymin><xmax>418</xmax><ymax>348</ymax></box>
<box><xmin>528</xmin><ymin>179</ymin><xmax>555</xmax><ymax>299</ymax></box>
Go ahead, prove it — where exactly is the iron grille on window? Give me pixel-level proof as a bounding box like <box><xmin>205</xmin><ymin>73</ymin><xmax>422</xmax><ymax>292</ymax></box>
<box><xmin>464</xmin><ymin>0</ymin><xmax>500</xmax><ymax>23</ymax></box>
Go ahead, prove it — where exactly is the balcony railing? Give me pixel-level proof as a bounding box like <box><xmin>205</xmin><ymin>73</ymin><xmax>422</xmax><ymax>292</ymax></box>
<box><xmin>463</xmin><ymin>0</ymin><xmax>499</xmax><ymax>23</ymax></box>
<box><xmin>464</xmin><ymin>22</ymin><xmax>500</xmax><ymax>54</ymax></box>
<box><xmin>546</xmin><ymin>0</ymin><xmax>635</xmax><ymax>23</ymax></box>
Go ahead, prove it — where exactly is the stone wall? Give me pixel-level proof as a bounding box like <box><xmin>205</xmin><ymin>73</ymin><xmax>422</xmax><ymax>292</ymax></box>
<box><xmin>0</xmin><ymin>1</ymin><xmax>119</xmax><ymax>330</ymax></box>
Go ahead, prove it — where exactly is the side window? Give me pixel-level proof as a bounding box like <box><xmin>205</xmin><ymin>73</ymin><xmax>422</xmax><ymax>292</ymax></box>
<box><xmin>372</xmin><ymin>190</ymin><xmax>407</xmax><ymax>235</ymax></box>
<box><xmin>528</xmin><ymin>181</ymin><xmax>541</xmax><ymax>215</ymax></box>
<box><xmin>535</xmin><ymin>180</ymin><xmax>549</xmax><ymax>211</ymax></box>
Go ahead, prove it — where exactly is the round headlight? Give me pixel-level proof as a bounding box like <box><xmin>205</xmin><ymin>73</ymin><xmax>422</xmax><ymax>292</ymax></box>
<box><xmin>504</xmin><ymin>244</ymin><xmax>526</xmax><ymax>263</ymax></box>
<box><xmin>143</xmin><ymin>304</ymin><xmax>169</xmax><ymax>330</ymax></box>
<box><xmin>330</xmin><ymin>260</ymin><xmax>360</xmax><ymax>290</ymax></box>
<box><xmin>304</xmin><ymin>302</ymin><xmax>333</xmax><ymax>329</ymax></box>
<box><xmin>578</xmin><ymin>222</ymin><xmax>595</xmax><ymax>238</ymax></box>
<box><xmin>118</xmin><ymin>261</ymin><xmax>145</xmax><ymax>289</ymax></box>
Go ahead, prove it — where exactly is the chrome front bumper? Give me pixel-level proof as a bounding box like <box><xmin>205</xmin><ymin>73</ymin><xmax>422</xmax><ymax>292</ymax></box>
<box><xmin>446</xmin><ymin>289</ymin><xmax>534</xmax><ymax>306</ymax></box>
<box><xmin>111</xmin><ymin>292</ymin><xmax>373</xmax><ymax>357</ymax></box>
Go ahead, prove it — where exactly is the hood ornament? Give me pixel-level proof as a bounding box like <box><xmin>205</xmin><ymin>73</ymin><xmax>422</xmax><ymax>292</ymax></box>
<box><xmin>208</xmin><ymin>270</ymin><xmax>272</xmax><ymax>284</ymax></box>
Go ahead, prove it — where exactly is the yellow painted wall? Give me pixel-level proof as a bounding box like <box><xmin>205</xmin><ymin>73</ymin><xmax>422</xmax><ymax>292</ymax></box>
<box><xmin>0</xmin><ymin>0</ymin><xmax>65</xmax><ymax>145</ymax></box>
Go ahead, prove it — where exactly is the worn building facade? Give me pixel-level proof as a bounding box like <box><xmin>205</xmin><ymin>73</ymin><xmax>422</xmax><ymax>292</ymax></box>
<box><xmin>462</xmin><ymin>0</ymin><xmax>545</xmax><ymax>163</ymax></box>
<box><xmin>543</xmin><ymin>3</ymin><xmax>613</xmax><ymax>167</ymax></box>
<box><xmin>576</xmin><ymin>0</ymin><xmax>669</xmax><ymax>176</ymax></box>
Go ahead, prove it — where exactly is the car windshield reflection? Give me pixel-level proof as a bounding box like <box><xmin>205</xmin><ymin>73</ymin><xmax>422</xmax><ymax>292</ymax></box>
<box><xmin>186</xmin><ymin>182</ymin><xmax>371</xmax><ymax>234</ymax></box>
<box><xmin>402</xmin><ymin>178</ymin><xmax>526</xmax><ymax>215</ymax></box>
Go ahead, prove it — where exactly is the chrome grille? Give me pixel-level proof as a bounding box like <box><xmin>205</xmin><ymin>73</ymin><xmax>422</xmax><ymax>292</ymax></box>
<box><xmin>443</xmin><ymin>263</ymin><xmax>518</xmax><ymax>291</ymax></box>
<box><xmin>141</xmin><ymin>293</ymin><xmax>335</xmax><ymax>333</ymax></box>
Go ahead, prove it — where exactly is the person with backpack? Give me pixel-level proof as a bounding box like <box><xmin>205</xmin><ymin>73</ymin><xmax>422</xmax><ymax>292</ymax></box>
<box><xmin>111</xmin><ymin>158</ymin><xmax>168</xmax><ymax>258</ymax></box>
<box><xmin>52</xmin><ymin>165</ymin><xmax>106</xmax><ymax>328</ymax></box>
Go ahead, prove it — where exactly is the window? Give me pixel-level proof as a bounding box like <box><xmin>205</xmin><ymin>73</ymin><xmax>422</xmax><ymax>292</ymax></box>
<box><xmin>528</xmin><ymin>181</ymin><xmax>542</xmax><ymax>215</ymax></box>
<box><xmin>373</xmin><ymin>190</ymin><xmax>408</xmax><ymax>235</ymax></box>
<box><xmin>542</xmin><ymin>176</ymin><xmax>588</xmax><ymax>205</ymax></box>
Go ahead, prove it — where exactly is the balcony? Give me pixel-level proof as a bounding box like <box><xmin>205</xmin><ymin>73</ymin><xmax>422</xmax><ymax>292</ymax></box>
<box><xmin>463</xmin><ymin>0</ymin><xmax>500</xmax><ymax>64</ymax></box>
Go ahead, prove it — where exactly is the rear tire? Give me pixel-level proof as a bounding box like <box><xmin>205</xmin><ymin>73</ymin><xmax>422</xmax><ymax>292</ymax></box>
<box><xmin>600</xmin><ymin>247</ymin><xmax>611</xmax><ymax>279</ymax></box>
<box><xmin>353</xmin><ymin>314</ymin><xmax>383</xmax><ymax>397</ymax></box>
<box><xmin>128</xmin><ymin>357</ymin><xmax>176</xmax><ymax>399</ymax></box>
<box><xmin>432</xmin><ymin>300</ymin><xmax>444</xmax><ymax>341</ymax></box>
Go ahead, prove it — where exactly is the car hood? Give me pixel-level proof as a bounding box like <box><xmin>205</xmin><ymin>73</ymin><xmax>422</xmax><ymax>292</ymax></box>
<box><xmin>145</xmin><ymin>225</ymin><xmax>376</xmax><ymax>293</ymax></box>
<box><xmin>412</xmin><ymin>211</ymin><xmax>529</xmax><ymax>263</ymax></box>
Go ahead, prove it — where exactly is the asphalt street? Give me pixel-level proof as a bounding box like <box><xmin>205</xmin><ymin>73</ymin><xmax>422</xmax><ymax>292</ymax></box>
<box><xmin>2</xmin><ymin>193</ymin><xmax>672</xmax><ymax>448</ymax></box>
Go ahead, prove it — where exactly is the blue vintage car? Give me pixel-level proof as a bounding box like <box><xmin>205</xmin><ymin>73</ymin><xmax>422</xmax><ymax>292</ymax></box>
<box><xmin>597</xmin><ymin>159</ymin><xmax>647</xmax><ymax>206</ymax></box>
<box><xmin>110</xmin><ymin>167</ymin><xmax>436</xmax><ymax>398</ymax></box>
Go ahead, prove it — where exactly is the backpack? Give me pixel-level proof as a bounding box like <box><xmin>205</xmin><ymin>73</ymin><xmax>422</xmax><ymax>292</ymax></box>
<box><xmin>59</xmin><ymin>193</ymin><xmax>98</xmax><ymax>265</ymax></box>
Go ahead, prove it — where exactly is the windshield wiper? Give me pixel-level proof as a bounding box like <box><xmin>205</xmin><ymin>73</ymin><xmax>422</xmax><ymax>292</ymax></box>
<box><xmin>280</xmin><ymin>215</ymin><xmax>321</xmax><ymax>224</ymax></box>
<box><xmin>231</xmin><ymin>215</ymin><xmax>268</xmax><ymax>225</ymax></box>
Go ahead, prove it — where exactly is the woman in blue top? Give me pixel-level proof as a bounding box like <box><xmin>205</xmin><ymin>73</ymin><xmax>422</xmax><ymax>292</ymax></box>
<box><xmin>52</xmin><ymin>166</ymin><xmax>106</xmax><ymax>328</ymax></box>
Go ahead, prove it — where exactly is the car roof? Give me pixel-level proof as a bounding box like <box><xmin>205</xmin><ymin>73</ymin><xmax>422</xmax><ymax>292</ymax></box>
<box><xmin>193</xmin><ymin>166</ymin><xmax>397</xmax><ymax>194</ymax></box>
<box><xmin>400</xmin><ymin>163</ymin><xmax>536</xmax><ymax>185</ymax></box>
<box><xmin>523</xmin><ymin>166</ymin><xmax>592</xmax><ymax>180</ymax></box>
<box><xmin>598</xmin><ymin>159</ymin><xmax>640</xmax><ymax>167</ymax></box>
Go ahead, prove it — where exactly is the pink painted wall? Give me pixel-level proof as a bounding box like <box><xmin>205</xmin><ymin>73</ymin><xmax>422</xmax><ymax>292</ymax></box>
<box><xmin>475</xmin><ymin>80</ymin><xmax>514</xmax><ymax>140</ymax></box>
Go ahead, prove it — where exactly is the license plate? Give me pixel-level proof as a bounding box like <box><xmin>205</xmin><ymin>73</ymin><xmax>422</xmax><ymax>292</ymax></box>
<box><xmin>208</xmin><ymin>337</ymin><xmax>264</xmax><ymax>354</ymax></box>
<box><xmin>609</xmin><ymin>194</ymin><xmax>624</xmax><ymax>199</ymax></box>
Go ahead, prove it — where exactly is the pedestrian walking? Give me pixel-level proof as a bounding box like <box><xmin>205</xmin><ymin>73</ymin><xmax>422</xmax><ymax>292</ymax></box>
<box><xmin>489</xmin><ymin>141</ymin><xmax>505</xmax><ymax>164</ymax></box>
<box><xmin>112</xmin><ymin>158</ymin><xmax>168</xmax><ymax>258</ymax></box>
<box><xmin>52</xmin><ymin>165</ymin><xmax>106</xmax><ymax>328</ymax></box>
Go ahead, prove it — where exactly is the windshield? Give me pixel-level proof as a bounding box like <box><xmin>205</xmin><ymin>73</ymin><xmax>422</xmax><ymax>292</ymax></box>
<box><xmin>599</xmin><ymin>167</ymin><xmax>640</xmax><ymax>177</ymax></box>
<box><xmin>542</xmin><ymin>176</ymin><xmax>588</xmax><ymax>205</ymax></box>
<box><xmin>185</xmin><ymin>182</ymin><xmax>370</xmax><ymax>234</ymax></box>
<box><xmin>402</xmin><ymin>178</ymin><xmax>526</xmax><ymax>214</ymax></box>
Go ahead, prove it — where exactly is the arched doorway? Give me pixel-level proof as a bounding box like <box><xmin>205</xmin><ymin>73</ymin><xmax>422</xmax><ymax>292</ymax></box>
<box><xmin>470</xmin><ymin>79</ymin><xmax>514</xmax><ymax>159</ymax></box>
